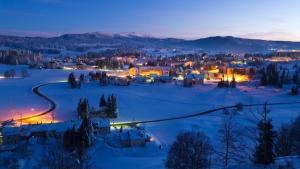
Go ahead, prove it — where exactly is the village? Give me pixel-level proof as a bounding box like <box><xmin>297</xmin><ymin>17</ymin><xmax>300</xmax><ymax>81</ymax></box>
<box><xmin>0</xmin><ymin>48</ymin><xmax>300</xmax><ymax>169</ymax></box>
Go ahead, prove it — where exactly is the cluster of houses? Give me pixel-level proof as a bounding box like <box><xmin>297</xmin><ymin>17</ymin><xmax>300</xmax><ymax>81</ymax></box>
<box><xmin>0</xmin><ymin>116</ymin><xmax>153</xmax><ymax>149</ymax></box>
<box><xmin>0</xmin><ymin>118</ymin><xmax>110</xmax><ymax>146</ymax></box>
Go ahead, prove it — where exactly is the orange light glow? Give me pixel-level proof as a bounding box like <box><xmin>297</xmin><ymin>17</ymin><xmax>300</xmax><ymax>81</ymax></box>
<box><xmin>265</xmin><ymin>57</ymin><xmax>292</xmax><ymax>62</ymax></box>
<box><xmin>139</xmin><ymin>68</ymin><xmax>163</xmax><ymax>76</ymax></box>
<box><xmin>207</xmin><ymin>69</ymin><xmax>219</xmax><ymax>74</ymax></box>
<box><xmin>128</xmin><ymin>67</ymin><xmax>138</xmax><ymax>76</ymax></box>
<box><xmin>191</xmin><ymin>70</ymin><xmax>200</xmax><ymax>75</ymax></box>
<box><xmin>222</xmin><ymin>74</ymin><xmax>250</xmax><ymax>82</ymax></box>
<box><xmin>6</xmin><ymin>108</ymin><xmax>59</xmax><ymax>126</ymax></box>
<box><xmin>184</xmin><ymin>61</ymin><xmax>194</xmax><ymax>67</ymax></box>
<box><xmin>19</xmin><ymin>115</ymin><xmax>59</xmax><ymax>125</ymax></box>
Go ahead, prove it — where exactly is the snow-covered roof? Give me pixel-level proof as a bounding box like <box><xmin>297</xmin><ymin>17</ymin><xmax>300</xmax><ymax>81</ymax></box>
<box><xmin>2</xmin><ymin>120</ymin><xmax>81</xmax><ymax>136</ymax></box>
<box><xmin>119</xmin><ymin>128</ymin><xmax>148</xmax><ymax>141</ymax></box>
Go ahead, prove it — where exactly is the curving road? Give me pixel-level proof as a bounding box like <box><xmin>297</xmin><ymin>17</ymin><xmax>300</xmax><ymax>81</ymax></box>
<box><xmin>15</xmin><ymin>83</ymin><xmax>57</xmax><ymax>121</ymax></box>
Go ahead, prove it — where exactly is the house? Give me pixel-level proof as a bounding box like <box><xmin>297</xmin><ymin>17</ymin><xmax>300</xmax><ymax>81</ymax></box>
<box><xmin>1</xmin><ymin>118</ymin><xmax>111</xmax><ymax>145</ymax></box>
<box><xmin>1</xmin><ymin>120</ymin><xmax>81</xmax><ymax>145</ymax></box>
<box><xmin>138</xmin><ymin>66</ymin><xmax>164</xmax><ymax>76</ymax></box>
<box><xmin>47</xmin><ymin>61</ymin><xmax>61</xmax><ymax>69</ymax></box>
<box><xmin>119</xmin><ymin>128</ymin><xmax>150</xmax><ymax>147</ymax></box>
<box><xmin>183</xmin><ymin>74</ymin><xmax>204</xmax><ymax>87</ymax></box>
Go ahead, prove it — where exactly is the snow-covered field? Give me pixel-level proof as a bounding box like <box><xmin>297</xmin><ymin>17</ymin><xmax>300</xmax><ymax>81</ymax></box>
<box><xmin>0</xmin><ymin>65</ymin><xmax>300</xmax><ymax>169</ymax></box>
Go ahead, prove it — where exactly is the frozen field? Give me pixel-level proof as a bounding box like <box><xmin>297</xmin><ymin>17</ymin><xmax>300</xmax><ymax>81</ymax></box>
<box><xmin>1</xmin><ymin>65</ymin><xmax>300</xmax><ymax>169</ymax></box>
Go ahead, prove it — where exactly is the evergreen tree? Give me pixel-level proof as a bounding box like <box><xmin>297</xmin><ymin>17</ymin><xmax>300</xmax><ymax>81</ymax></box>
<box><xmin>224</xmin><ymin>79</ymin><xmax>230</xmax><ymax>88</ymax></box>
<box><xmin>79</xmin><ymin>74</ymin><xmax>85</xmax><ymax>83</ymax></box>
<box><xmin>105</xmin><ymin>96</ymin><xmax>112</xmax><ymax>117</ymax></box>
<box><xmin>260</xmin><ymin>71</ymin><xmax>268</xmax><ymax>86</ymax></box>
<box><xmin>99</xmin><ymin>72</ymin><xmax>108</xmax><ymax>86</ymax></box>
<box><xmin>68</xmin><ymin>72</ymin><xmax>77</xmax><ymax>88</ymax></box>
<box><xmin>253</xmin><ymin>104</ymin><xmax>277</xmax><ymax>165</ymax></box>
<box><xmin>290</xmin><ymin>115</ymin><xmax>300</xmax><ymax>155</ymax></box>
<box><xmin>99</xmin><ymin>94</ymin><xmax>106</xmax><ymax>107</ymax></box>
<box><xmin>218</xmin><ymin>79</ymin><xmax>224</xmax><ymax>88</ymax></box>
<box><xmin>111</xmin><ymin>94</ymin><xmax>117</xmax><ymax>118</ymax></box>
<box><xmin>230</xmin><ymin>75</ymin><xmax>236</xmax><ymax>88</ymax></box>
<box><xmin>293</xmin><ymin>70</ymin><xmax>299</xmax><ymax>84</ymax></box>
<box><xmin>63</xmin><ymin>127</ymin><xmax>79</xmax><ymax>152</ymax></box>
<box><xmin>275</xmin><ymin>124</ymin><xmax>293</xmax><ymax>157</ymax></box>
<box><xmin>77</xmin><ymin>99</ymin><xmax>89</xmax><ymax>119</ymax></box>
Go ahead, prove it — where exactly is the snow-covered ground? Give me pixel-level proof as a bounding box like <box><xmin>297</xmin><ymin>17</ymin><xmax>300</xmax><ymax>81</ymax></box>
<box><xmin>0</xmin><ymin>64</ymin><xmax>300</xmax><ymax>169</ymax></box>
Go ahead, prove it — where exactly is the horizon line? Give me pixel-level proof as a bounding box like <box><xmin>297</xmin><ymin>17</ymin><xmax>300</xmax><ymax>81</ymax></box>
<box><xmin>0</xmin><ymin>30</ymin><xmax>300</xmax><ymax>43</ymax></box>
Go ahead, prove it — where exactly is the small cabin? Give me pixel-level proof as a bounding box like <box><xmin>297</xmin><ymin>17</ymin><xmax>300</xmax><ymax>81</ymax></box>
<box><xmin>119</xmin><ymin>129</ymin><xmax>150</xmax><ymax>147</ymax></box>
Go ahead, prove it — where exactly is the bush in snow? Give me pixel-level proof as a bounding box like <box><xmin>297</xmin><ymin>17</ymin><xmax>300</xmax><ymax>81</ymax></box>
<box><xmin>21</xmin><ymin>69</ymin><xmax>29</xmax><ymax>78</ymax></box>
<box><xmin>3</xmin><ymin>69</ymin><xmax>16</xmax><ymax>78</ymax></box>
<box><xmin>68</xmin><ymin>72</ymin><xmax>81</xmax><ymax>89</ymax></box>
<box><xmin>290</xmin><ymin>86</ymin><xmax>298</xmax><ymax>96</ymax></box>
<box><xmin>165</xmin><ymin>131</ymin><xmax>213</xmax><ymax>169</ymax></box>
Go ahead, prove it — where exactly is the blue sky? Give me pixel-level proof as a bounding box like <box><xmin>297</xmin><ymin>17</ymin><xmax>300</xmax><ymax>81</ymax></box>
<box><xmin>0</xmin><ymin>0</ymin><xmax>300</xmax><ymax>41</ymax></box>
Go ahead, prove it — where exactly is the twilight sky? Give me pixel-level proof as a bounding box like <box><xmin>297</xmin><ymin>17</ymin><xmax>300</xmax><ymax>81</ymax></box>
<box><xmin>0</xmin><ymin>0</ymin><xmax>300</xmax><ymax>41</ymax></box>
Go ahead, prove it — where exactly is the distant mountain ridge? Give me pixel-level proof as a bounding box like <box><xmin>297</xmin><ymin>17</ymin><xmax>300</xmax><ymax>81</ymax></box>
<box><xmin>1</xmin><ymin>32</ymin><xmax>300</xmax><ymax>54</ymax></box>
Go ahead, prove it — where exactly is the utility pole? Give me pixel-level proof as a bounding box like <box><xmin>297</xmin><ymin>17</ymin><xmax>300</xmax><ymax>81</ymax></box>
<box><xmin>20</xmin><ymin>112</ymin><xmax>23</xmax><ymax>126</ymax></box>
<box><xmin>51</xmin><ymin>112</ymin><xmax>54</xmax><ymax>123</ymax></box>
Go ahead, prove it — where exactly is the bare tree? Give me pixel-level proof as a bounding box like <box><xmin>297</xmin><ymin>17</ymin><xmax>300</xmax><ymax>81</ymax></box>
<box><xmin>37</xmin><ymin>144</ymin><xmax>80</xmax><ymax>169</ymax></box>
<box><xmin>165</xmin><ymin>131</ymin><xmax>213</xmax><ymax>169</ymax></box>
<box><xmin>218</xmin><ymin>109</ymin><xmax>248</xmax><ymax>167</ymax></box>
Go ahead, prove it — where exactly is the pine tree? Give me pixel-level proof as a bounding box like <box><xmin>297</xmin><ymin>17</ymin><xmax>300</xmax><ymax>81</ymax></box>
<box><xmin>68</xmin><ymin>72</ymin><xmax>77</xmax><ymax>88</ymax></box>
<box><xmin>111</xmin><ymin>94</ymin><xmax>117</xmax><ymax>118</ymax></box>
<box><xmin>79</xmin><ymin>74</ymin><xmax>85</xmax><ymax>83</ymax></box>
<box><xmin>77</xmin><ymin>99</ymin><xmax>82</xmax><ymax>118</ymax></box>
<box><xmin>293</xmin><ymin>70</ymin><xmax>299</xmax><ymax>84</ymax></box>
<box><xmin>275</xmin><ymin>124</ymin><xmax>293</xmax><ymax>157</ymax></box>
<box><xmin>78</xmin><ymin>116</ymin><xmax>94</xmax><ymax>149</ymax></box>
<box><xmin>253</xmin><ymin>103</ymin><xmax>277</xmax><ymax>165</ymax></box>
<box><xmin>218</xmin><ymin>79</ymin><xmax>224</xmax><ymax>88</ymax></box>
<box><xmin>99</xmin><ymin>94</ymin><xmax>106</xmax><ymax>107</ymax></box>
<box><xmin>106</xmin><ymin>96</ymin><xmax>112</xmax><ymax>117</ymax></box>
<box><xmin>290</xmin><ymin>115</ymin><xmax>300</xmax><ymax>155</ymax></box>
<box><xmin>63</xmin><ymin>127</ymin><xmax>78</xmax><ymax>152</ymax></box>
<box><xmin>230</xmin><ymin>75</ymin><xmax>236</xmax><ymax>88</ymax></box>
<box><xmin>77</xmin><ymin>99</ymin><xmax>89</xmax><ymax>119</ymax></box>
<box><xmin>224</xmin><ymin>79</ymin><xmax>230</xmax><ymax>88</ymax></box>
<box><xmin>260</xmin><ymin>71</ymin><xmax>268</xmax><ymax>86</ymax></box>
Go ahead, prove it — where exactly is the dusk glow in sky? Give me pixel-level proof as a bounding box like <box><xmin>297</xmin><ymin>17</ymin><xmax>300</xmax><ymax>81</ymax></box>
<box><xmin>1</xmin><ymin>0</ymin><xmax>300</xmax><ymax>41</ymax></box>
